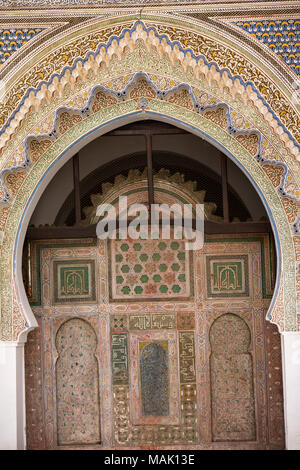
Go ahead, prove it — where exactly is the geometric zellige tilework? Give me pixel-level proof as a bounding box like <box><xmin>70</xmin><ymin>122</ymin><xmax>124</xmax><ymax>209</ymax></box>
<box><xmin>109</xmin><ymin>238</ymin><xmax>192</xmax><ymax>301</ymax></box>
<box><xmin>0</xmin><ymin>28</ymin><xmax>45</xmax><ymax>65</ymax></box>
<box><xmin>234</xmin><ymin>20</ymin><xmax>300</xmax><ymax>75</ymax></box>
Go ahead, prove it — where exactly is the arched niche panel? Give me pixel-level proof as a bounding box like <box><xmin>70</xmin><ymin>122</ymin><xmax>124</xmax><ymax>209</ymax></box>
<box><xmin>209</xmin><ymin>313</ymin><xmax>256</xmax><ymax>442</ymax></box>
<box><xmin>140</xmin><ymin>341</ymin><xmax>169</xmax><ymax>417</ymax></box>
<box><xmin>55</xmin><ymin>318</ymin><xmax>101</xmax><ymax>446</ymax></box>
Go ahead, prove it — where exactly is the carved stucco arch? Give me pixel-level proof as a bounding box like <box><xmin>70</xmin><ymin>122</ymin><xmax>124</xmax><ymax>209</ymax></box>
<box><xmin>0</xmin><ymin>14</ymin><xmax>299</xmax><ymax>341</ymax></box>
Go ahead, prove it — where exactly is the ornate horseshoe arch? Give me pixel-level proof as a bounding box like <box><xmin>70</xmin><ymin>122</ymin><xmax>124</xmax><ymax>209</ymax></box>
<box><xmin>0</xmin><ymin>15</ymin><xmax>299</xmax><ymax>343</ymax></box>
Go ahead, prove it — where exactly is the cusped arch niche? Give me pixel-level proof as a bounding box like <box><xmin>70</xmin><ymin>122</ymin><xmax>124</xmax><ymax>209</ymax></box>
<box><xmin>0</xmin><ymin>17</ymin><xmax>298</xmax><ymax>342</ymax></box>
<box><xmin>82</xmin><ymin>167</ymin><xmax>223</xmax><ymax>225</ymax></box>
<box><xmin>55</xmin><ymin>318</ymin><xmax>101</xmax><ymax>446</ymax></box>
<box><xmin>209</xmin><ymin>313</ymin><xmax>255</xmax><ymax>442</ymax></box>
<box><xmin>140</xmin><ymin>342</ymin><xmax>169</xmax><ymax>417</ymax></box>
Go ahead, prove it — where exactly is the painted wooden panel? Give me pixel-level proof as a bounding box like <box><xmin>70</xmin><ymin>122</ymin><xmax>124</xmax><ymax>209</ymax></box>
<box><xmin>55</xmin><ymin>318</ymin><xmax>101</xmax><ymax>445</ymax></box>
<box><xmin>210</xmin><ymin>314</ymin><xmax>256</xmax><ymax>441</ymax></box>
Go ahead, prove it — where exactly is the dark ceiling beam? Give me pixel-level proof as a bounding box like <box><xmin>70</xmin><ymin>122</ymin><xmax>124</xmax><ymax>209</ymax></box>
<box><xmin>204</xmin><ymin>221</ymin><xmax>271</xmax><ymax>234</ymax></box>
<box><xmin>26</xmin><ymin>221</ymin><xmax>272</xmax><ymax>240</ymax></box>
<box><xmin>72</xmin><ymin>153</ymin><xmax>81</xmax><ymax>226</ymax></box>
<box><xmin>145</xmin><ymin>134</ymin><xmax>155</xmax><ymax>206</ymax></box>
<box><xmin>221</xmin><ymin>154</ymin><xmax>230</xmax><ymax>223</ymax></box>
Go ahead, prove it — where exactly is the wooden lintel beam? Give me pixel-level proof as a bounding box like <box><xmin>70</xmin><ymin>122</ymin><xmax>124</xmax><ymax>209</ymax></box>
<box><xmin>26</xmin><ymin>225</ymin><xmax>97</xmax><ymax>240</ymax></box>
<box><xmin>204</xmin><ymin>221</ymin><xmax>271</xmax><ymax>234</ymax></box>
<box><xmin>26</xmin><ymin>221</ymin><xmax>271</xmax><ymax>240</ymax></box>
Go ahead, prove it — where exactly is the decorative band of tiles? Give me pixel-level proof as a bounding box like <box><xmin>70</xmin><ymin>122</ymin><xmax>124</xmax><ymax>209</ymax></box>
<box><xmin>111</xmin><ymin>333</ymin><xmax>129</xmax><ymax>386</ymax></box>
<box><xmin>110</xmin><ymin>312</ymin><xmax>195</xmax><ymax>332</ymax></box>
<box><xmin>179</xmin><ymin>331</ymin><xmax>196</xmax><ymax>384</ymax></box>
